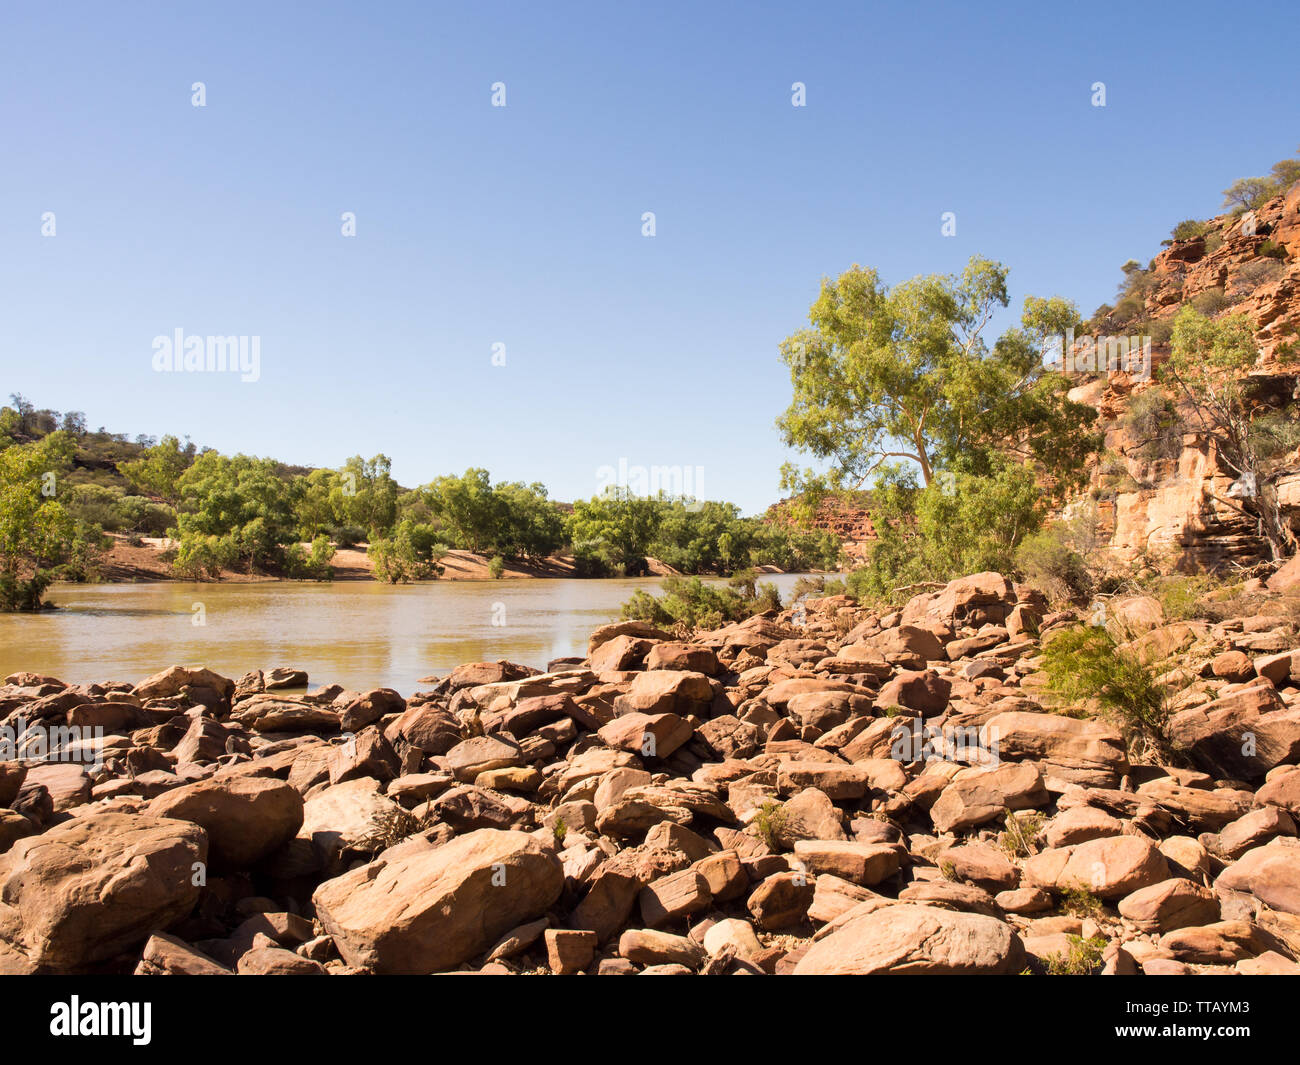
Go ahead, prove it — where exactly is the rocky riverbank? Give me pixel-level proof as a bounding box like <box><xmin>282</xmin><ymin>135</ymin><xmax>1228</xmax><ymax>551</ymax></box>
<box><xmin>2</xmin><ymin>570</ymin><xmax>1299</xmax><ymax>975</ymax></box>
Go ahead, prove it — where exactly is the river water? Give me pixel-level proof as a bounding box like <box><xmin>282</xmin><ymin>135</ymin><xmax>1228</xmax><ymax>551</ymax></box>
<box><xmin>0</xmin><ymin>575</ymin><xmax>814</xmax><ymax>695</ymax></box>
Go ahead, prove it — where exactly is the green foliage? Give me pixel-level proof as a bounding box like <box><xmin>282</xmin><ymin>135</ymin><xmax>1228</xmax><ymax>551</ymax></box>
<box><xmin>621</xmin><ymin>572</ymin><xmax>781</xmax><ymax>631</ymax></box>
<box><xmin>327</xmin><ymin>523</ymin><xmax>368</xmax><ymax>549</ymax></box>
<box><xmin>1014</xmin><ymin>526</ymin><xmax>1091</xmax><ymax>604</ymax></box>
<box><xmin>1272</xmin><ymin>156</ymin><xmax>1300</xmax><ymax>190</ymax></box>
<box><xmin>1122</xmin><ymin>389</ymin><xmax>1185</xmax><ymax>462</ymax></box>
<box><xmin>63</xmin><ymin>483</ymin><xmax>175</xmax><ymax>536</ymax></box>
<box><xmin>850</xmin><ymin>462</ymin><xmax>1045</xmax><ymax>600</ymax></box>
<box><xmin>172</xmin><ymin>452</ymin><xmax>303</xmax><ymax>574</ymax></box>
<box><xmin>1257</xmin><ymin>239</ymin><xmax>1288</xmax><ymax>261</ymax></box>
<box><xmin>1165</xmin><ymin>304</ymin><xmax>1295</xmax><ymax>558</ymax></box>
<box><xmin>283</xmin><ymin>535</ymin><xmax>335</xmax><ymax>581</ymax></box>
<box><xmin>754</xmin><ymin>802</ymin><xmax>787</xmax><ymax>850</ymax></box>
<box><xmin>1217</xmin><ymin>150</ymin><xmax>1300</xmax><ymax>216</ymax></box>
<box><xmin>1041</xmin><ymin>625</ymin><xmax>1172</xmax><ymax>756</ymax></box>
<box><xmin>116</xmin><ymin>435</ymin><xmax>196</xmax><ymax>505</ymax></box>
<box><xmin>1044</xmin><ymin>934</ymin><xmax>1107</xmax><ymax>976</ymax></box>
<box><xmin>1059</xmin><ymin>888</ymin><xmax>1105</xmax><ymax>920</ymax></box>
<box><xmin>1190</xmin><ymin>287</ymin><xmax>1229</xmax><ymax>316</ymax></box>
<box><xmin>777</xmin><ymin>258</ymin><xmax>1099</xmax><ymax>501</ymax></box>
<box><xmin>1141</xmin><ymin>573</ymin><xmax>1216</xmax><ymax>622</ymax></box>
<box><xmin>1145</xmin><ymin>318</ymin><xmax>1174</xmax><ymax>347</ymax></box>
<box><xmin>1170</xmin><ymin>219</ymin><xmax>1208</xmax><ymax>241</ymax></box>
<box><xmin>0</xmin><ymin>434</ymin><xmax>80</xmax><ymax>610</ymax></box>
<box><xmin>568</xmin><ymin>489</ymin><xmax>664</xmax><ymax>574</ymax></box>
<box><xmin>488</xmin><ymin>555</ymin><xmax>505</xmax><ymax>579</ymax></box>
<box><xmin>1223</xmin><ymin>176</ymin><xmax>1283</xmax><ymax>213</ymax></box>
<box><xmin>998</xmin><ymin>811</ymin><xmax>1045</xmax><ymax>859</ymax></box>
<box><xmin>409</xmin><ymin>468</ymin><xmax>565</xmax><ymax>560</ymax></box>
<box><xmin>368</xmin><ymin>520</ymin><xmax>448</xmax><ymax>583</ymax></box>
<box><xmin>1247</xmin><ymin>409</ymin><xmax>1300</xmax><ymax>461</ymax></box>
<box><xmin>552</xmin><ymin>816</ymin><xmax>567</xmax><ymax>846</ymax></box>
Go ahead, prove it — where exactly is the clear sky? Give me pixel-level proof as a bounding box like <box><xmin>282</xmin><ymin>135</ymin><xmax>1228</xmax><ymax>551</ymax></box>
<box><xmin>2</xmin><ymin>0</ymin><xmax>1296</xmax><ymax>514</ymax></box>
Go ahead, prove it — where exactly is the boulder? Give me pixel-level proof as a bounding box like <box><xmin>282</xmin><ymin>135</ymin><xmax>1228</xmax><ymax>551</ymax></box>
<box><xmin>312</xmin><ymin>828</ymin><xmax>563</xmax><ymax>974</ymax></box>
<box><xmin>794</xmin><ymin>904</ymin><xmax>1025</xmax><ymax>974</ymax></box>
<box><xmin>1217</xmin><ymin>842</ymin><xmax>1300</xmax><ymax>916</ymax></box>
<box><xmin>1024</xmin><ymin>836</ymin><xmax>1170</xmax><ymax>899</ymax></box>
<box><xmin>145</xmin><ymin>775</ymin><xmax>304</xmax><ymax>869</ymax></box>
<box><xmin>930</xmin><ymin>762</ymin><xmax>1049</xmax><ymax>834</ymax></box>
<box><xmin>1117</xmin><ymin>878</ymin><xmax>1220</xmax><ymax>932</ymax></box>
<box><xmin>876</xmin><ymin>670</ymin><xmax>951</xmax><ymax>717</ymax></box>
<box><xmin>0</xmin><ymin>812</ymin><xmax>206</xmax><ymax>971</ymax></box>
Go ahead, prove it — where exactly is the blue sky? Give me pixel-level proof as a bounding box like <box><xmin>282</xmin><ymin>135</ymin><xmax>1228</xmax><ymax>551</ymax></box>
<box><xmin>1</xmin><ymin>0</ymin><xmax>1296</xmax><ymax>514</ymax></box>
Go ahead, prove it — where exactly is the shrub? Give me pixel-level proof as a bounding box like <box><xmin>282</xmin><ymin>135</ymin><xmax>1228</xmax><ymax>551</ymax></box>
<box><xmin>998</xmin><ymin>811</ymin><xmax>1045</xmax><ymax>858</ymax></box>
<box><xmin>1121</xmin><ymin>390</ymin><xmax>1184</xmax><ymax>462</ymax></box>
<box><xmin>488</xmin><ymin>555</ymin><xmax>505</xmax><ymax>579</ymax></box>
<box><xmin>1142</xmin><ymin>318</ymin><xmax>1174</xmax><ymax>347</ymax></box>
<box><xmin>1233</xmin><ymin>259</ymin><xmax>1286</xmax><ymax>295</ymax></box>
<box><xmin>571</xmin><ymin>538</ymin><xmax>625</xmax><ymax>578</ymax></box>
<box><xmin>1248</xmin><ymin>410</ymin><xmax>1300</xmax><ymax>461</ymax></box>
<box><xmin>359</xmin><ymin>806</ymin><xmax>430</xmax><ymax>855</ymax></box>
<box><xmin>1014</xmin><ymin>527</ymin><xmax>1091</xmax><ymax>604</ymax></box>
<box><xmin>1190</xmin><ymin>287</ymin><xmax>1229</xmax><ymax>316</ymax></box>
<box><xmin>852</xmin><ymin>463</ymin><xmax>1046</xmax><ymax>602</ymax></box>
<box><xmin>1059</xmin><ymin>887</ymin><xmax>1105</xmax><ymax>920</ymax></box>
<box><xmin>1044</xmin><ymin>934</ymin><xmax>1108</xmax><ymax>975</ymax></box>
<box><xmin>172</xmin><ymin>533</ymin><xmax>239</xmax><ymax>579</ymax></box>
<box><xmin>754</xmin><ymin>802</ymin><xmax>787</xmax><ymax>850</ymax></box>
<box><xmin>1170</xmin><ymin>219</ymin><xmax>1208</xmax><ymax>241</ymax></box>
<box><xmin>621</xmin><ymin>573</ymin><xmax>781</xmax><ymax>631</ymax></box>
<box><xmin>329</xmin><ymin>524</ymin><xmax>368</xmax><ymax>549</ymax></box>
<box><xmin>1041</xmin><ymin>624</ymin><xmax>1174</xmax><ymax>758</ymax></box>
<box><xmin>117</xmin><ymin>496</ymin><xmax>176</xmax><ymax>536</ymax></box>
<box><xmin>1204</xmin><ymin>232</ymin><xmax>1224</xmax><ymax>254</ymax></box>
<box><xmin>1142</xmin><ymin>573</ymin><xmax>1216</xmax><ymax>621</ymax></box>
<box><xmin>1110</xmin><ymin>294</ymin><xmax>1145</xmax><ymax>326</ymax></box>
<box><xmin>1095</xmin><ymin>451</ymin><xmax>1137</xmax><ymax>496</ymax></box>
<box><xmin>283</xmin><ymin>535</ymin><xmax>335</xmax><ymax>580</ymax></box>
<box><xmin>368</xmin><ymin>520</ymin><xmax>447</xmax><ymax>583</ymax></box>
<box><xmin>1258</xmin><ymin>239</ymin><xmax>1288</xmax><ymax>260</ymax></box>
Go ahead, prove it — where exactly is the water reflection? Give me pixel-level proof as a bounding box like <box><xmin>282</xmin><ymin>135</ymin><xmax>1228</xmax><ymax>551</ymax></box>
<box><xmin>0</xmin><ymin>574</ymin><xmax>813</xmax><ymax>695</ymax></box>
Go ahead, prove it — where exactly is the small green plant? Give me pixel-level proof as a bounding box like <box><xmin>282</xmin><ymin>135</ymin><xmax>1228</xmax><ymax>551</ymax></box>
<box><xmin>1121</xmin><ymin>389</ymin><xmax>1184</xmax><ymax>463</ymax></box>
<box><xmin>488</xmin><ymin>555</ymin><xmax>505</xmax><ymax>579</ymax></box>
<box><xmin>1014</xmin><ymin>526</ymin><xmax>1092</xmax><ymax>605</ymax></box>
<box><xmin>1258</xmin><ymin>239</ymin><xmax>1288</xmax><ymax>260</ymax></box>
<box><xmin>1143</xmin><ymin>573</ymin><xmax>1216</xmax><ymax>621</ymax></box>
<box><xmin>754</xmin><ymin>801</ymin><xmax>787</xmax><ymax>850</ymax></box>
<box><xmin>1170</xmin><ymin>219</ymin><xmax>1208</xmax><ymax>242</ymax></box>
<box><xmin>1059</xmin><ymin>887</ymin><xmax>1105</xmax><ymax>920</ymax></box>
<box><xmin>552</xmin><ymin>816</ymin><xmax>567</xmax><ymax>846</ymax></box>
<box><xmin>1041</xmin><ymin>624</ymin><xmax>1175</xmax><ymax>758</ymax></box>
<box><xmin>938</xmin><ymin>859</ymin><xmax>959</xmax><ymax>882</ymax></box>
<box><xmin>998</xmin><ymin>811</ymin><xmax>1045</xmax><ymax>858</ymax></box>
<box><xmin>1190</xmin><ymin>287</ymin><xmax>1229</xmax><ymax>316</ymax></box>
<box><xmin>1044</xmin><ymin>934</ymin><xmax>1107</xmax><ymax>975</ymax></box>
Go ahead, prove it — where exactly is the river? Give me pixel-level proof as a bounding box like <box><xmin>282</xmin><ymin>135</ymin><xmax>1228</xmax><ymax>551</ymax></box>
<box><xmin>0</xmin><ymin>575</ymin><xmax>815</xmax><ymax>695</ymax></box>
